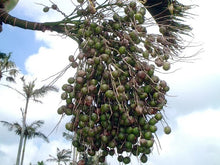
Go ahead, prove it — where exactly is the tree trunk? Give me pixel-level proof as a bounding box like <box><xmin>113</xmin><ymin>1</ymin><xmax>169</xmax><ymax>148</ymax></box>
<box><xmin>16</xmin><ymin>98</ymin><xmax>29</xmax><ymax>165</ymax></box>
<box><xmin>20</xmin><ymin>136</ymin><xmax>27</xmax><ymax>165</ymax></box>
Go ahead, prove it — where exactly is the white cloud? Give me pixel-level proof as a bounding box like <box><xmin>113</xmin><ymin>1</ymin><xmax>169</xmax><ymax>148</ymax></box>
<box><xmin>25</xmin><ymin>31</ymin><xmax>78</xmax><ymax>80</ymax></box>
<box><xmin>15</xmin><ymin>0</ymin><xmax>76</xmax><ymax>22</ymax></box>
<box><xmin>23</xmin><ymin>139</ymin><xmax>71</xmax><ymax>165</ymax></box>
<box><xmin>148</xmin><ymin>109</ymin><xmax>220</xmax><ymax>165</ymax></box>
<box><xmin>176</xmin><ymin>109</ymin><xmax>220</xmax><ymax>138</ymax></box>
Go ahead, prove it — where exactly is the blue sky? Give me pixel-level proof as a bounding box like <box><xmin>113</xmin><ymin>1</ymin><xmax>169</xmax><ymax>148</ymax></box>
<box><xmin>0</xmin><ymin>24</ymin><xmax>44</xmax><ymax>74</ymax></box>
<box><xmin>1</xmin><ymin>0</ymin><xmax>220</xmax><ymax>165</ymax></box>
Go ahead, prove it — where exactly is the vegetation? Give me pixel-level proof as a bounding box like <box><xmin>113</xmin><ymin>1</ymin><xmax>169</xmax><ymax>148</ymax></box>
<box><xmin>46</xmin><ymin>148</ymin><xmax>71</xmax><ymax>165</ymax></box>
<box><xmin>0</xmin><ymin>77</ymin><xmax>58</xmax><ymax>165</ymax></box>
<box><xmin>0</xmin><ymin>52</ymin><xmax>19</xmax><ymax>82</ymax></box>
<box><xmin>0</xmin><ymin>0</ymin><xmax>195</xmax><ymax>164</ymax></box>
<box><xmin>0</xmin><ymin>120</ymin><xmax>49</xmax><ymax>165</ymax></box>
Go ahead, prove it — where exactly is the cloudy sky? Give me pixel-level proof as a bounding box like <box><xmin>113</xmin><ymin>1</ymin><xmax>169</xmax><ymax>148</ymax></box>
<box><xmin>0</xmin><ymin>0</ymin><xmax>220</xmax><ymax>165</ymax></box>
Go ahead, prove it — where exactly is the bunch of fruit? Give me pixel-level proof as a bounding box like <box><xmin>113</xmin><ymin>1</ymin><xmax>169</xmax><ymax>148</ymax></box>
<box><xmin>57</xmin><ymin>1</ymin><xmax>177</xmax><ymax>164</ymax></box>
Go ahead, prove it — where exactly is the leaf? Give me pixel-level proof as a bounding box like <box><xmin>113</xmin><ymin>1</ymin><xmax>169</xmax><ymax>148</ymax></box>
<box><xmin>6</xmin><ymin>76</ymin><xmax>15</xmax><ymax>82</ymax></box>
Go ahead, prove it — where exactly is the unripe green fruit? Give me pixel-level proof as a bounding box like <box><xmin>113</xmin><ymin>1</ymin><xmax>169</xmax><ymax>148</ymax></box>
<box><xmin>144</xmin><ymin>132</ymin><xmax>152</xmax><ymax>140</ymax></box>
<box><xmin>77</xmin><ymin>0</ymin><xmax>84</xmax><ymax>3</ymax></box>
<box><xmin>149</xmin><ymin>117</ymin><xmax>158</xmax><ymax>125</ymax></box>
<box><xmin>149</xmin><ymin>125</ymin><xmax>157</xmax><ymax>133</ymax></box>
<box><xmin>164</xmin><ymin>126</ymin><xmax>171</xmax><ymax>134</ymax></box>
<box><xmin>100</xmin><ymin>84</ymin><xmax>109</xmax><ymax>92</ymax></box>
<box><xmin>155</xmin><ymin>113</ymin><xmax>163</xmax><ymax>120</ymax></box>
<box><xmin>135</xmin><ymin>13</ymin><xmax>143</xmax><ymax>21</ymax></box>
<box><xmin>141</xmin><ymin>154</ymin><xmax>148</xmax><ymax>163</ymax></box>
<box><xmin>163</xmin><ymin>62</ymin><xmax>171</xmax><ymax>71</ymax></box>
<box><xmin>101</xmin><ymin>135</ymin><xmax>108</xmax><ymax>143</ymax></box>
<box><xmin>123</xmin><ymin>156</ymin><xmax>131</xmax><ymax>164</ymax></box>
<box><xmin>118</xmin><ymin>155</ymin><xmax>123</xmax><ymax>162</ymax></box>
<box><xmin>105</xmin><ymin>90</ymin><xmax>114</xmax><ymax>99</ymax></box>
<box><xmin>146</xmin><ymin>140</ymin><xmax>154</xmax><ymax>148</ymax></box>
<box><xmin>65</xmin><ymin>122</ymin><xmax>73</xmax><ymax>131</ymax></box>
<box><xmin>95</xmin><ymin>26</ymin><xmax>102</xmax><ymax>34</ymax></box>
<box><xmin>119</xmin><ymin>46</ymin><xmax>126</xmax><ymax>54</ymax></box>
<box><xmin>143</xmin><ymin>50</ymin><xmax>149</xmax><ymax>59</ymax></box>
<box><xmin>43</xmin><ymin>6</ymin><xmax>49</xmax><ymax>12</ymax></box>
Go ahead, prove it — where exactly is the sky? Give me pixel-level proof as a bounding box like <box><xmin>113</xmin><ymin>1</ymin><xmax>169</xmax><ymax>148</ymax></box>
<box><xmin>0</xmin><ymin>0</ymin><xmax>220</xmax><ymax>165</ymax></box>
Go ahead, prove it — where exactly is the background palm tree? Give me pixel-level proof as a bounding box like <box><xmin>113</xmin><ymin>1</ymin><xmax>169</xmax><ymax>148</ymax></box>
<box><xmin>0</xmin><ymin>77</ymin><xmax>58</xmax><ymax>165</ymax></box>
<box><xmin>0</xmin><ymin>52</ymin><xmax>19</xmax><ymax>82</ymax></box>
<box><xmin>62</xmin><ymin>132</ymin><xmax>78</xmax><ymax>165</ymax></box>
<box><xmin>0</xmin><ymin>120</ymin><xmax>49</xmax><ymax>165</ymax></box>
<box><xmin>20</xmin><ymin>120</ymin><xmax>49</xmax><ymax>165</ymax></box>
<box><xmin>37</xmin><ymin>161</ymin><xmax>46</xmax><ymax>165</ymax></box>
<box><xmin>46</xmin><ymin>147</ymin><xmax>71</xmax><ymax>165</ymax></box>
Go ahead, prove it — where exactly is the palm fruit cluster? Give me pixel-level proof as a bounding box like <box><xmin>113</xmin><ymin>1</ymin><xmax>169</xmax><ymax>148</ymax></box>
<box><xmin>56</xmin><ymin>0</ymin><xmax>190</xmax><ymax>164</ymax></box>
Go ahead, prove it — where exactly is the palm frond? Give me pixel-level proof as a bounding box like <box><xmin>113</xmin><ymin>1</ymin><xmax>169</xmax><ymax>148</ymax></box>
<box><xmin>62</xmin><ymin>132</ymin><xmax>74</xmax><ymax>141</ymax></box>
<box><xmin>23</xmin><ymin>80</ymin><xmax>35</xmax><ymax>98</ymax></box>
<box><xmin>0</xmin><ymin>121</ymin><xmax>22</xmax><ymax>134</ymax></box>
<box><xmin>23</xmin><ymin>120</ymin><xmax>49</xmax><ymax>142</ymax></box>
<box><xmin>0</xmin><ymin>120</ymin><xmax>13</xmax><ymax>130</ymax></box>
<box><xmin>31</xmin><ymin>98</ymin><xmax>43</xmax><ymax>103</ymax></box>
<box><xmin>4</xmin><ymin>61</ymin><xmax>16</xmax><ymax>70</ymax></box>
<box><xmin>30</xmin><ymin>131</ymin><xmax>49</xmax><ymax>142</ymax></box>
<box><xmin>6</xmin><ymin>76</ymin><xmax>16</xmax><ymax>82</ymax></box>
<box><xmin>32</xmin><ymin>85</ymin><xmax>58</xmax><ymax>99</ymax></box>
<box><xmin>46</xmin><ymin>156</ymin><xmax>58</xmax><ymax>162</ymax></box>
<box><xmin>8</xmin><ymin>68</ymin><xmax>19</xmax><ymax>77</ymax></box>
<box><xmin>29</xmin><ymin>120</ymin><xmax>44</xmax><ymax>128</ymax></box>
<box><xmin>0</xmin><ymin>52</ymin><xmax>7</xmax><ymax>59</ymax></box>
<box><xmin>57</xmin><ymin>148</ymin><xmax>71</xmax><ymax>160</ymax></box>
<box><xmin>0</xmin><ymin>83</ymin><xmax>25</xmax><ymax>97</ymax></box>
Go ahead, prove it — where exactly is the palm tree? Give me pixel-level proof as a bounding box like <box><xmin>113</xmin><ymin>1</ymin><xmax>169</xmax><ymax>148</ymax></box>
<box><xmin>0</xmin><ymin>52</ymin><xmax>19</xmax><ymax>82</ymax></box>
<box><xmin>0</xmin><ymin>120</ymin><xmax>49</xmax><ymax>165</ymax></box>
<box><xmin>16</xmin><ymin>77</ymin><xmax>58</xmax><ymax>165</ymax></box>
<box><xmin>37</xmin><ymin>161</ymin><xmax>46</xmax><ymax>165</ymax></box>
<box><xmin>46</xmin><ymin>148</ymin><xmax>71</xmax><ymax>165</ymax></box>
<box><xmin>62</xmin><ymin>132</ymin><xmax>78</xmax><ymax>165</ymax></box>
<box><xmin>1</xmin><ymin>77</ymin><xmax>58</xmax><ymax>165</ymax></box>
<box><xmin>20</xmin><ymin>120</ymin><xmax>49</xmax><ymax>165</ymax></box>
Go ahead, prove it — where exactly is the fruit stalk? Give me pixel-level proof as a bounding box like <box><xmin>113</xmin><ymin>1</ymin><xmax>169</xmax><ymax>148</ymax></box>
<box><xmin>0</xmin><ymin>8</ymin><xmax>81</xmax><ymax>42</ymax></box>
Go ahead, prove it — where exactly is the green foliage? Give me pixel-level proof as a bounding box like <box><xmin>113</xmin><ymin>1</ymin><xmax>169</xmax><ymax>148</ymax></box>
<box><xmin>0</xmin><ymin>52</ymin><xmax>19</xmax><ymax>82</ymax></box>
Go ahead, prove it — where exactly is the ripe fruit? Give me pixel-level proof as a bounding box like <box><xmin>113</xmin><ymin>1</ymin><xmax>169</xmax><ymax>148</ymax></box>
<box><xmin>51</xmin><ymin>4</ymin><xmax>57</xmax><ymax>10</ymax></box>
